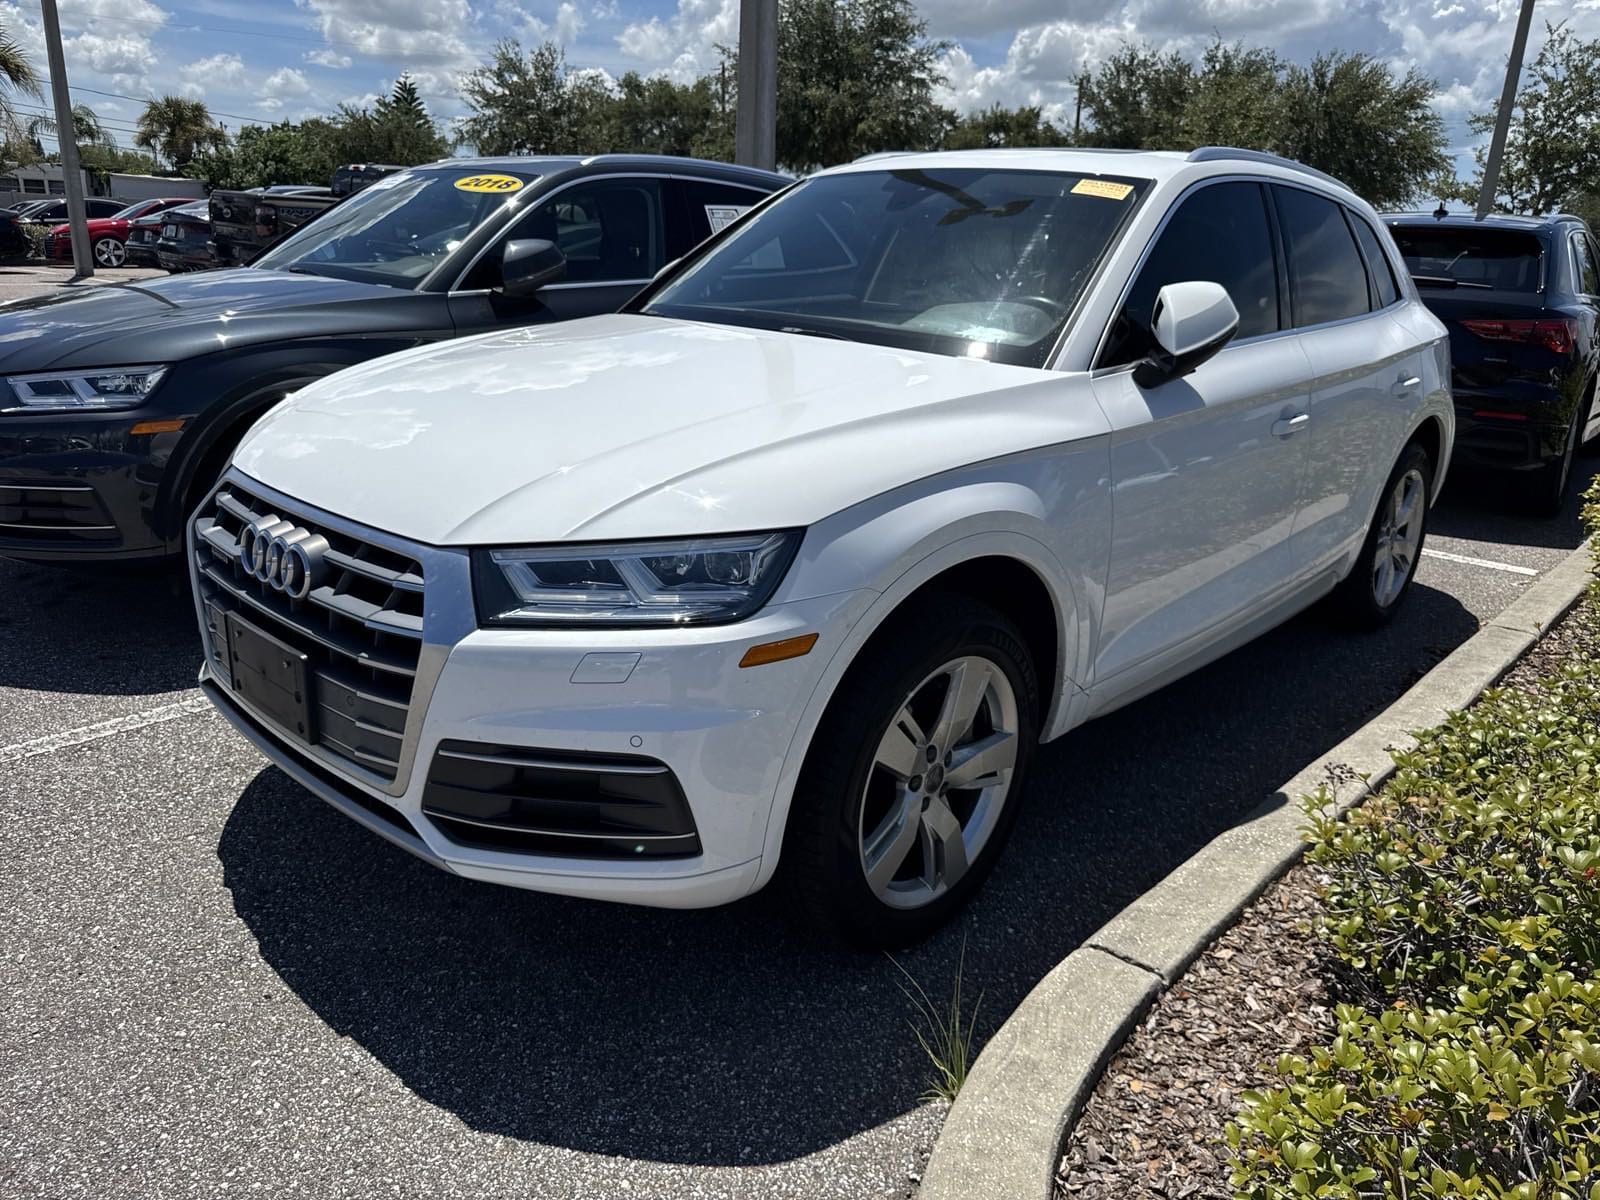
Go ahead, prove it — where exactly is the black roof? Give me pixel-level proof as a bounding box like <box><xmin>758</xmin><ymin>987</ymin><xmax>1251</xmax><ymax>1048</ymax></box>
<box><xmin>409</xmin><ymin>153</ymin><xmax>790</xmax><ymax>189</ymax></box>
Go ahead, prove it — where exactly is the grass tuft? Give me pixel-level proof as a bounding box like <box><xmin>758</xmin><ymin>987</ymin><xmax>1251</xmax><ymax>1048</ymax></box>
<box><xmin>890</xmin><ymin>937</ymin><xmax>982</xmax><ymax>1104</ymax></box>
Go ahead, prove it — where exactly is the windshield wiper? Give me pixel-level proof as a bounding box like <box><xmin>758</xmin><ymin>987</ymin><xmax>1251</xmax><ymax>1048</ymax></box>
<box><xmin>282</xmin><ymin>265</ymin><xmax>328</xmax><ymax>278</ymax></box>
<box><xmin>1409</xmin><ymin>274</ymin><xmax>1494</xmax><ymax>290</ymax></box>
<box><xmin>776</xmin><ymin>323</ymin><xmax>850</xmax><ymax>340</ymax></box>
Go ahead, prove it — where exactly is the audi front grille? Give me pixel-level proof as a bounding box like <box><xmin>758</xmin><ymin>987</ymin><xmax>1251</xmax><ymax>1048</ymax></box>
<box><xmin>192</xmin><ymin>482</ymin><xmax>425</xmax><ymax>783</ymax></box>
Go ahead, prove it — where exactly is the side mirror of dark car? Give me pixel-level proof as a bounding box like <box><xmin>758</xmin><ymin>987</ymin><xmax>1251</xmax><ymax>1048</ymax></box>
<box><xmin>499</xmin><ymin>238</ymin><xmax>567</xmax><ymax>298</ymax></box>
<box><xmin>1132</xmin><ymin>281</ymin><xmax>1240</xmax><ymax>388</ymax></box>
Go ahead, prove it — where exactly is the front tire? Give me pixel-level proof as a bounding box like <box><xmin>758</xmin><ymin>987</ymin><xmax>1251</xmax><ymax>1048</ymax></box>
<box><xmin>1328</xmin><ymin>442</ymin><xmax>1433</xmax><ymax>629</ymax></box>
<box><xmin>93</xmin><ymin>236</ymin><xmax>126</xmax><ymax>267</ymax></box>
<box><xmin>782</xmin><ymin>595</ymin><xmax>1039</xmax><ymax>948</ymax></box>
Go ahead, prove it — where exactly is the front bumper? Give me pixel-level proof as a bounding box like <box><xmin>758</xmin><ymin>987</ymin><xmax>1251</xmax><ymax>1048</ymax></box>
<box><xmin>193</xmin><ymin>472</ymin><xmax>870</xmax><ymax>908</ymax></box>
<box><xmin>0</xmin><ymin>410</ymin><xmax>186</xmax><ymax>561</ymax></box>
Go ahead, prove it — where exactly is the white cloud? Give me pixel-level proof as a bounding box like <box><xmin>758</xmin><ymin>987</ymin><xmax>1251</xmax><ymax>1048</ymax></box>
<box><xmin>296</xmin><ymin>0</ymin><xmax>480</xmax><ymax>70</ymax></box>
<box><xmin>264</xmin><ymin>67</ymin><xmax>313</xmax><ymax>98</ymax></box>
<box><xmin>304</xmin><ymin>48</ymin><xmax>354</xmax><ymax>69</ymax></box>
<box><xmin>616</xmin><ymin>0</ymin><xmax>736</xmax><ymax>80</ymax></box>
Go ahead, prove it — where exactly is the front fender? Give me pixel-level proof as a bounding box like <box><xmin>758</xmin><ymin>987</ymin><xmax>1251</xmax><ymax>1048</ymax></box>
<box><xmin>749</xmin><ymin>455</ymin><xmax>1111</xmax><ymax>894</ymax></box>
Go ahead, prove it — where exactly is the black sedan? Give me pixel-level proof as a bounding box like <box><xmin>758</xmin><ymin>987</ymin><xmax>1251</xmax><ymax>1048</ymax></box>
<box><xmin>154</xmin><ymin>199</ymin><xmax>214</xmax><ymax>272</ymax></box>
<box><xmin>1385</xmin><ymin>211</ymin><xmax>1600</xmax><ymax>513</ymax></box>
<box><xmin>0</xmin><ymin>154</ymin><xmax>786</xmax><ymax>564</ymax></box>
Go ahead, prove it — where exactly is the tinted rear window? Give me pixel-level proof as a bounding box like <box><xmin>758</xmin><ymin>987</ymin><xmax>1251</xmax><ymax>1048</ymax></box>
<box><xmin>1389</xmin><ymin>226</ymin><xmax>1543</xmax><ymax>292</ymax></box>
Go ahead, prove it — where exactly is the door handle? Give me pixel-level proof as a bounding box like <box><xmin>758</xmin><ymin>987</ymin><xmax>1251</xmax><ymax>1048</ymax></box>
<box><xmin>1272</xmin><ymin>413</ymin><xmax>1310</xmax><ymax>438</ymax></box>
<box><xmin>1392</xmin><ymin>375</ymin><xmax>1421</xmax><ymax>396</ymax></box>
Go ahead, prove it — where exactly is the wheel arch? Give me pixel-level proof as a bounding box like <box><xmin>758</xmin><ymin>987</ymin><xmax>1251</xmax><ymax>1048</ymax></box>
<box><xmin>750</xmin><ymin>506</ymin><xmax>1090</xmax><ymax>895</ymax></box>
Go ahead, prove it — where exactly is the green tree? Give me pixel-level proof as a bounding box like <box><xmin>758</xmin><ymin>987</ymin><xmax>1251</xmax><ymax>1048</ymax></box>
<box><xmin>1466</xmin><ymin>23</ymin><xmax>1600</xmax><ymax>215</ymax></box>
<box><xmin>0</xmin><ymin>25</ymin><xmax>42</xmax><ymax>164</ymax></box>
<box><xmin>457</xmin><ymin>40</ymin><xmax>591</xmax><ymax>155</ymax></box>
<box><xmin>1079</xmin><ymin>38</ymin><xmax>1448</xmax><ymax>209</ymax></box>
<box><xmin>604</xmin><ymin>71</ymin><xmax>728</xmax><ymax>158</ymax></box>
<box><xmin>943</xmin><ymin>104</ymin><xmax>1061</xmax><ymax>150</ymax></box>
<box><xmin>1277</xmin><ymin>52</ymin><xmax>1448</xmax><ymax>209</ymax></box>
<box><xmin>1079</xmin><ymin>45</ymin><xmax>1194</xmax><ymax>150</ymax></box>
<box><xmin>720</xmin><ymin>0</ymin><xmax>950</xmax><ymax>170</ymax></box>
<box><xmin>134</xmin><ymin>96</ymin><xmax>228</xmax><ymax>170</ymax></box>
<box><xmin>366</xmin><ymin>74</ymin><xmax>451</xmax><ymax>163</ymax></box>
<box><xmin>27</xmin><ymin>103</ymin><xmax>115</xmax><ymax>153</ymax></box>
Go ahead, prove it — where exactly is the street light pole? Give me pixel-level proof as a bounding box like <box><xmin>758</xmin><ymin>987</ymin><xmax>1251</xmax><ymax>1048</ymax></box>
<box><xmin>734</xmin><ymin>0</ymin><xmax>777</xmax><ymax>171</ymax></box>
<box><xmin>1475</xmin><ymin>0</ymin><xmax>1538</xmax><ymax>220</ymax></box>
<box><xmin>39</xmin><ymin>0</ymin><xmax>93</xmax><ymax>279</ymax></box>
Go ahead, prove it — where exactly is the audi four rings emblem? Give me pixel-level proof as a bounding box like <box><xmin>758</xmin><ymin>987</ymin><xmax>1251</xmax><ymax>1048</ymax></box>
<box><xmin>237</xmin><ymin>516</ymin><xmax>330</xmax><ymax>601</ymax></box>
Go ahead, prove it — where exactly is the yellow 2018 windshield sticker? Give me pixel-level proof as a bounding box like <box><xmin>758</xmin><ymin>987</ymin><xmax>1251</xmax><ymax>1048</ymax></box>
<box><xmin>1071</xmin><ymin>178</ymin><xmax>1134</xmax><ymax>201</ymax></box>
<box><xmin>454</xmin><ymin>173</ymin><xmax>526</xmax><ymax>194</ymax></box>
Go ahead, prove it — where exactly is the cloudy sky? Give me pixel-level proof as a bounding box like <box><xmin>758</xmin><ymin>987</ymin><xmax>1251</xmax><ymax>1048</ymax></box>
<box><xmin>5</xmin><ymin>0</ymin><xmax>1599</xmax><ymax>176</ymax></box>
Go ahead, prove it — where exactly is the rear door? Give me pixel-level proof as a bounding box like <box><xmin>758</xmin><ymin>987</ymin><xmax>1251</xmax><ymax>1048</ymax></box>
<box><xmin>449</xmin><ymin>175</ymin><xmax>669</xmax><ymax>333</ymax></box>
<box><xmin>665</xmin><ymin>178</ymin><xmax>771</xmax><ymax>260</ymax></box>
<box><xmin>1278</xmin><ymin>187</ymin><xmax>1422</xmax><ymax>573</ymax></box>
<box><xmin>1089</xmin><ymin>179</ymin><xmax>1312</xmax><ymax>691</ymax></box>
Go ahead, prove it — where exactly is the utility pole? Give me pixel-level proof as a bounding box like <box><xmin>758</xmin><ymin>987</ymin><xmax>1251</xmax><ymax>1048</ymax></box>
<box><xmin>734</xmin><ymin>0</ymin><xmax>777</xmax><ymax>171</ymax></box>
<box><xmin>40</xmin><ymin>0</ymin><xmax>93</xmax><ymax>279</ymax></box>
<box><xmin>1475</xmin><ymin>0</ymin><xmax>1537</xmax><ymax>220</ymax></box>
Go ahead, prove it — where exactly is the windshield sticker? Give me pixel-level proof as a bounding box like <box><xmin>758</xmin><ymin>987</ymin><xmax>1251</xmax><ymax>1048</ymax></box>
<box><xmin>1070</xmin><ymin>179</ymin><xmax>1134</xmax><ymax>201</ymax></box>
<box><xmin>455</xmin><ymin>173</ymin><xmax>527</xmax><ymax>195</ymax></box>
<box><xmin>705</xmin><ymin>204</ymin><xmax>751</xmax><ymax>233</ymax></box>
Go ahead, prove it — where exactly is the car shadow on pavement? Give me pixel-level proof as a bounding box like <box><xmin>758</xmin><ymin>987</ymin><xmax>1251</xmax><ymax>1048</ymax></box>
<box><xmin>0</xmin><ymin>560</ymin><xmax>200</xmax><ymax>695</ymax></box>
<box><xmin>1429</xmin><ymin>455</ymin><xmax>1600</xmax><ymax>552</ymax></box>
<box><xmin>217</xmin><ymin>577</ymin><xmax>1478</xmax><ymax>1167</ymax></box>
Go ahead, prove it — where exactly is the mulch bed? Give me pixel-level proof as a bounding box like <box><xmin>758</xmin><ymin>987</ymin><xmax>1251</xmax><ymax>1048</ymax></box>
<box><xmin>1054</xmin><ymin>592</ymin><xmax>1597</xmax><ymax>1199</ymax></box>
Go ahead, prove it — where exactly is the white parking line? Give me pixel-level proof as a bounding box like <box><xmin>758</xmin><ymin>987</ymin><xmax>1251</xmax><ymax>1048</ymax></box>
<box><xmin>0</xmin><ymin>696</ymin><xmax>211</xmax><ymax>765</ymax></box>
<box><xmin>1422</xmin><ymin>547</ymin><xmax>1540</xmax><ymax>577</ymax></box>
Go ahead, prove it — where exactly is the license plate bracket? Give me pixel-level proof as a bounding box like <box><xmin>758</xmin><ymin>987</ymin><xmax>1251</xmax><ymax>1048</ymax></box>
<box><xmin>224</xmin><ymin>610</ymin><xmax>316</xmax><ymax>743</ymax></box>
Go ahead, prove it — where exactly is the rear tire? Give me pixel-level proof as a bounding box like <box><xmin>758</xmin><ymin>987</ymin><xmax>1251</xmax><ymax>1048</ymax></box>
<box><xmin>1328</xmin><ymin>442</ymin><xmax>1433</xmax><ymax>630</ymax></box>
<box><xmin>781</xmin><ymin>594</ymin><xmax>1039</xmax><ymax>948</ymax></box>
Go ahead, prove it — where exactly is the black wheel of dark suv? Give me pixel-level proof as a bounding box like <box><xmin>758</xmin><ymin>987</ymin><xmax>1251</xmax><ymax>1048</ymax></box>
<box><xmin>782</xmin><ymin>595</ymin><xmax>1039</xmax><ymax>948</ymax></box>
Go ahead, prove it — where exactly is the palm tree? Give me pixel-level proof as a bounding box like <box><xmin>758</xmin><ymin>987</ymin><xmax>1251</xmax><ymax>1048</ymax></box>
<box><xmin>27</xmin><ymin>104</ymin><xmax>116</xmax><ymax>151</ymax></box>
<box><xmin>0</xmin><ymin>26</ymin><xmax>43</xmax><ymax>151</ymax></box>
<box><xmin>134</xmin><ymin>95</ymin><xmax>227</xmax><ymax>168</ymax></box>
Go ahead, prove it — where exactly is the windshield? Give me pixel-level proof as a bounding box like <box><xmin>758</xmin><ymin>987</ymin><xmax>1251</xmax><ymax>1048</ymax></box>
<box><xmin>644</xmin><ymin>168</ymin><xmax>1148</xmax><ymax>368</ymax></box>
<box><xmin>1390</xmin><ymin>226</ymin><xmax>1544</xmax><ymax>292</ymax></box>
<box><xmin>253</xmin><ymin>168</ymin><xmax>539</xmax><ymax>288</ymax></box>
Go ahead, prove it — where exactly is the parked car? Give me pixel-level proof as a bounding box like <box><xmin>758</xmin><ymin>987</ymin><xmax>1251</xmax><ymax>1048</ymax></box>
<box><xmin>15</xmin><ymin>197</ymin><xmax>126</xmax><ymax>227</ymax></box>
<box><xmin>3</xmin><ymin>200</ymin><xmax>37</xmax><ymax>213</ymax></box>
<box><xmin>209</xmin><ymin>185</ymin><xmax>338</xmax><ymax>268</ymax></box>
<box><xmin>154</xmin><ymin>199</ymin><xmax>214</xmax><ymax>272</ymax></box>
<box><xmin>0</xmin><ymin>210</ymin><xmax>26</xmax><ymax>258</ymax></box>
<box><xmin>189</xmin><ymin>147</ymin><xmax>1452</xmax><ymax>946</ymax></box>
<box><xmin>123</xmin><ymin>208</ymin><xmax>171</xmax><ymax>267</ymax></box>
<box><xmin>332</xmin><ymin>163</ymin><xmax>403</xmax><ymax>197</ymax></box>
<box><xmin>0</xmin><ymin>155</ymin><xmax>785</xmax><ymax>565</ymax></box>
<box><xmin>43</xmin><ymin>197</ymin><xmax>195</xmax><ymax>267</ymax></box>
<box><xmin>1383</xmin><ymin>210</ymin><xmax>1599</xmax><ymax>513</ymax></box>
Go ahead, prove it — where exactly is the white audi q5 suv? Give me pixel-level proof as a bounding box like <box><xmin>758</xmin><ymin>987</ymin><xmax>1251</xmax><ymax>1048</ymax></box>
<box><xmin>191</xmin><ymin>148</ymin><xmax>1452</xmax><ymax>946</ymax></box>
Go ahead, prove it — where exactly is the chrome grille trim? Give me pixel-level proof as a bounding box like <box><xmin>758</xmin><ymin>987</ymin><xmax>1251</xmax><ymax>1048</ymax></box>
<box><xmin>190</xmin><ymin>469</ymin><xmax>477</xmax><ymax>795</ymax></box>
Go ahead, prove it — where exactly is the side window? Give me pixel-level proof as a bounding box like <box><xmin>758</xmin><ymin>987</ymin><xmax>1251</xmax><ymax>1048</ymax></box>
<box><xmin>1349</xmin><ymin>213</ymin><xmax>1400</xmax><ymax>308</ymax></box>
<box><xmin>1101</xmin><ymin>181</ymin><xmax>1280</xmax><ymax>368</ymax></box>
<box><xmin>668</xmin><ymin>180</ymin><xmax>767</xmax><ymax>260</ymax></box>
<box><xmin>1274</xmin><ymin>186</ymin><xmax>1372</xmax><ymax>326</ymax></box>
<box><xmin>1573</xmin><ymin>233</ymin><xmax>1599</xmax><ymax>296</ymax></box>
<box><xmin>464</xmin><ymin>177</ymin><xmax>664</xmax><ymax>290</ymax></box>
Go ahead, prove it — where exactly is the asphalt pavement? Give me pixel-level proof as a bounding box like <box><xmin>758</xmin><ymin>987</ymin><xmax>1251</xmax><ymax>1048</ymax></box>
<box><xmin>2</xmin><ymin>269</ymin><xmax>1595</xmax><ymax>1197</ymax></box>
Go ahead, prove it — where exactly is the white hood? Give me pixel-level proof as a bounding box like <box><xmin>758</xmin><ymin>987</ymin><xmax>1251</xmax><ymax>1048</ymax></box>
<box><xmin>233</xmin><ymin>314</ymin><xmax>1090</xmax><ymax>545</ymax></box>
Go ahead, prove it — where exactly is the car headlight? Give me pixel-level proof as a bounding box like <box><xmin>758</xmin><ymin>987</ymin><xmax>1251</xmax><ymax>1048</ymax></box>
<box><xmin>473</xmin><ymin>531</ymin><xmax>802</xmax><ymax>627</ymax></box>
<box><xmin>2</xmin><ymin>365</ymin><xmax>169</xmax><ymax>413</ymax></box>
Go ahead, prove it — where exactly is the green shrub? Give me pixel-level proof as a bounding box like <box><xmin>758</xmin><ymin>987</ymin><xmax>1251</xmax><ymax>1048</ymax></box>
<box><xmin>1227</xmin><ymin>491</ymin><xmax>1600</xmax><ymax>1197</ymax></box>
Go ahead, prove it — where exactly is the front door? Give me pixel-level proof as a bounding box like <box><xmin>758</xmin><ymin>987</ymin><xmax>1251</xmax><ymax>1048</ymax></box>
<box><xmin>448</xmin><ymin>176</ymin><xmax>669</xmax><ymax>334</ymax></box>
<box><xmin>1088</xmin><ymin>180</ymin><xmax>1311</xmax><ymax>694</ymax></box>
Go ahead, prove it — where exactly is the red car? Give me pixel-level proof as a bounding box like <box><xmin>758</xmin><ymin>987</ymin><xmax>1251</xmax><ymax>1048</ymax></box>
<box><xmin>44</xmin><ymin>197</ymin><xmax>196</xmax><ymax>268</ymax></box>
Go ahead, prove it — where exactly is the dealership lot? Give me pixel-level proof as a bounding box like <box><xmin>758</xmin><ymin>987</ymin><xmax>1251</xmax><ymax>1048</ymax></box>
<box><xmin>2</xmin><ymin>448</ymin><xmax>1594</xmax><ymax>1198</ymax></box>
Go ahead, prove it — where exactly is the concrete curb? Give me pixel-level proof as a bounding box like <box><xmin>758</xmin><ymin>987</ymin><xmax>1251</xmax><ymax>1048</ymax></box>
<box><xmin>920</xmin><ymin>539</ymin><xmax>1595</xmax><ymax>1200</ymax></box>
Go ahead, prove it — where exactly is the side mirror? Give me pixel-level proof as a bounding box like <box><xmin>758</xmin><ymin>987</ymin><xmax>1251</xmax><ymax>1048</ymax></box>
<box><xmin>1132</xmin><ymin>281</ymin><xmax>1240</xmax><ymax>388</ymax></box>
<box><xmin>499</xmin><ymin>238</ymin><xmax>566</xmax><ymax>298</ymax></box>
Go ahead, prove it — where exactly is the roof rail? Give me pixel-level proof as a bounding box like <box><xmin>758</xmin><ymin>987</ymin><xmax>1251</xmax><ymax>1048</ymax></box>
<box><xmin>852</xmin><ymin>150</ymin><xmax>918</xmax><ymax>162</ymax></box>
<box><xmin>1185</xmin><ymin>147</ymin><xmax>1348</xmax><ymax>191</ymax></box>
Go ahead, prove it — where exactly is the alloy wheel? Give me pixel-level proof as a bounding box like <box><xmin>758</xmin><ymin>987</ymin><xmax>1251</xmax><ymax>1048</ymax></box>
<box><xmin>1372</xmin><ymin>466</ymin><xmax>1425</xmax><ymax>608</ymax></box>
<box><xmin>93</xmin><ymin>237</ymin><xmax>126</xmax><ymax>267</ymax></box>
<box><xmin>857</xmin><ymin>655</ymin><xmax>1020</xmax><ymax>910</ymax></box>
